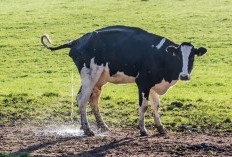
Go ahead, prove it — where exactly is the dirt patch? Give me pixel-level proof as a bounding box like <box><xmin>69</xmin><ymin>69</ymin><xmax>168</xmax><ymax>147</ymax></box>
<box><xmin>0</xmin><ymin>125</ymin><xmax>231</xmax><ymax>156</ymax></box>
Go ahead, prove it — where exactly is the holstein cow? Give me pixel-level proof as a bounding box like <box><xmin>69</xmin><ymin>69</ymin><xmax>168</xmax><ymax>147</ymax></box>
<box><xmin>41</xmin><ymin>25</ymin><xmax>207</xmax><ymax>136</ymax></box>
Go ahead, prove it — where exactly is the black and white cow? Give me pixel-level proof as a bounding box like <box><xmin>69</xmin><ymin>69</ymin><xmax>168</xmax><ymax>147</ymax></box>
<box><xmin>41</xmin><ymin>25</ymin><xmax>207</xmax><ymax>136</ymax></box>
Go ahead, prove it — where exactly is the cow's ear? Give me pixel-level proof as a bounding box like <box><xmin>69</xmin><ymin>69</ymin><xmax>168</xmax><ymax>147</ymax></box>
<box><xmin>166</xmin><ymin>46</ymin><xmax>177</xmax><ymax>56</ymax></box>
<box><xmin>195</xmin><ymin>47</ymin><xmax>207</xmax><ymax>56</ymax></box>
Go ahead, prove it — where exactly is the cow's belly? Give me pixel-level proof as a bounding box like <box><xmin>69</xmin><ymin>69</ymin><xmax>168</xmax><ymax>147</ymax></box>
<box><xmin>108</xmin><ymin>72</ymin><xmax>136</xmax><ymax>84</ymax></box>
<box><xmin>152</xmin><ymin>79</ymin><xmax>178</xmax><ymax>95</ymax></box>
<box><xmin>95</xmin><ymin>64</ymin><xmax>137</xmax><ymax>86</ymax></box>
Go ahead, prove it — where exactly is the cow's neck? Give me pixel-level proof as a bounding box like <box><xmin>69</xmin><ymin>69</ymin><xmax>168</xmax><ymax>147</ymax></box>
<box><xmin>163</xmin><ymin>54</ymin><xmax>181</xmax><ymax>83</ymax></box>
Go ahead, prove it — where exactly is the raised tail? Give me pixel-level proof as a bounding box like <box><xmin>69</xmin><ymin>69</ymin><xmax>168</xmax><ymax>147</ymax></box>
<box><xmin>41</xmin><ymin>34</ymin><xmax>73</xmax><ymax>51</ymax></box>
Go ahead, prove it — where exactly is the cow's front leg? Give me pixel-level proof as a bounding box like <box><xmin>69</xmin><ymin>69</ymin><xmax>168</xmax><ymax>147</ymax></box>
<box><xmin>149</xmin><ymin>89</ymin><xmax>166</xmax><ymax>134</ymax></box>
<box><xmin>89</xmin><ymin>86</ymin><xmax>109</xmax><ymax>132</ymax></box>
<box><xmin>78</xmin><ymin>87</ymin><xmax>94</xmax><ymax>136</ymax></box>
<box><xmin>138</xmin><ymin>88</ymin><xmax>149</xmax><ymax>136</ymax></box>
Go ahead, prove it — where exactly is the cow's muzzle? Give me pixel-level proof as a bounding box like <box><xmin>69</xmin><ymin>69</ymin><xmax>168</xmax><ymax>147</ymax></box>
<box><xmin>179</xmin><ymin>74</ymin><xmax>190</xmax><ymax>81</ymax></box>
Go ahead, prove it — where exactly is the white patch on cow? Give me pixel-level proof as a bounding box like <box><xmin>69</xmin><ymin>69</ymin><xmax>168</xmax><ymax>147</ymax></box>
<box><xmin>103</xmin><ymin>62</ymin><xmax>110</xmax><ymax>74</ymax></box>
<box><xmin>109</xmin><ymin>72</ymin><xmax>136</xmax><ymax>84</ymax></box>
<box><xmin>97</xmin><ymin>62</ymin><xmax>138</xmax><ymax>84</ymax></box>
<box><xmin>152</xmin><ymin>79</ymin><xmax>178</xmax><ymax>95</ymax></box>
<box><xmin>156</xmin><ymin>38</ymin><xmax>166</xmax><ymax>50</ymax></box>
<box><xmin>80</xmin><ymin>58</ymin><xmax>104</xmax><ymax>92</ymax></box>
<box><xmin>79</xmin><ymin>58</ymin><xmax>105</xmax><ymax>105</ymax></box>
<box><xmin>93</xmin><ymin>62</ymin><xmax>140</xmax><ymax>87</ymax></box>
<box><xmin>180</xmin><ymin>45</ymin><xmax>192</xmax><ymax>76</ymax></box>
<box><xmin>136</xmin><ymin>72</ymin><xmax>140</xmax><ymax>78</ymax></box>
<box><xmin>78</xmin><ymin>58</ymin><xmax>104</xmax><ymax>134</ymax></box>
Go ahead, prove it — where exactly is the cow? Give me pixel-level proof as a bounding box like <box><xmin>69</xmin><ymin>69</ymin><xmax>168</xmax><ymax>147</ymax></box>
<box><xmin>41</xmin><ymin>25</ymin><xmax>207</xmax><ymax>136</ymax></box>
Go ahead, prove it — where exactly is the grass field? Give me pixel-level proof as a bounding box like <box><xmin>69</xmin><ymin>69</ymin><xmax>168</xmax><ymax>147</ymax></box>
<box><xmin>0</xmin><ymin>0</ymin><xmax>231</xmax><ymax>133</ymax></box>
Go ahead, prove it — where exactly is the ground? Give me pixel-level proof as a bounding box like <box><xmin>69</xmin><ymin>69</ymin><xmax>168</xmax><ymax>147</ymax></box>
<box><xmin>0</xmin><ymin>125</ymin><xmax>231</xmax><ymax>157</ymax></box>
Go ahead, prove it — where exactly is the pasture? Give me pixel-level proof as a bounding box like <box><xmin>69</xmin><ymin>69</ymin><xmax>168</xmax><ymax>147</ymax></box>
<box><xmin>0</xmin><ymin>0</ymin><xmax>232</xmax><ymax>156</ymax></box>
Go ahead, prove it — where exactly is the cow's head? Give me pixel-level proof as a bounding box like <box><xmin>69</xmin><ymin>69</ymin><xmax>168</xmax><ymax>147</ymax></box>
<box><xmin>166</xmin><ymin>42</ymin><xmax>207</xmax><ymax>81</ymax></box>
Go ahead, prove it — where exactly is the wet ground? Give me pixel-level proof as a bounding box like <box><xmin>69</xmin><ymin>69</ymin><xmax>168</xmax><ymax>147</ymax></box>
<box><xmin>0</xmin><ymin>125</ymin><xmax>231</xmax><ymax>157</ymax></box>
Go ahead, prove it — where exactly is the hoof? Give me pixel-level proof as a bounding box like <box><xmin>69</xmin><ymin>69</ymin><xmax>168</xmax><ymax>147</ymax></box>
<box><xmin>97</xmin><ymin>123</ymin><xmax>110</xmax><ymax>132</ymax></box>
<box><xmin>156</xmin><ymin>125</ymin><xmax>167</xmax><ymax>135</ymax></box>
<box><xmin>85</xmin><ymin>130</ymin><xmax>95</xmax><ymax>136</ymax></box>
<box><xmin>100</xmin><ymin>126</ymin><xmax>110</xmax><ymax>132</ymax></box>
<box><xmin>140</xmin><ymin>131</ymin><xmax>149</xmax><ymax>136</ymax></box>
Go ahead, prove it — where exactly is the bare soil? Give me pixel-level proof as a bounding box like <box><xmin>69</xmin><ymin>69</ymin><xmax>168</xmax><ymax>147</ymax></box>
<box><xmin>0</xmin><ymin>126</ymin><xmax>231</xmax><ymax>157</ymax></box>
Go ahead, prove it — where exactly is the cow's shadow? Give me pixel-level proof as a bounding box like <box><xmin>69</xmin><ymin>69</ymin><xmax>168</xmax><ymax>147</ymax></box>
<box><xmin>12</xmin><ymin>134</ymin><xmax>151</xmax><ymax>157</ymax></box>
<box><xmin>76</xmin><ymin>133</ymin><xmax>166</xmax><ymax>157</ymax></box>
<box><xmin>12</xmin><ymin>136</ymin><xmax>78</xmax><ymax>156</ymax></box>
<box><xmin>76</xmin><ymin>136</ymin><xmax>139</xmax><ymax>157</ymax></box>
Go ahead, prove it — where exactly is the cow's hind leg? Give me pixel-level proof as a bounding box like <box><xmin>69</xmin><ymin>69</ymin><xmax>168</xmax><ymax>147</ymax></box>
<box><xmin>78</xmin><ymin>86</ymin><xmax>94</xmax><ymax>136</ymax></box>
<box><xmin>78</xmin><ymin>58</ymin><xmax>104</xmax><ymax>136</ymax></box>
<box><xmin>150</xmin><ymin>89</ymin><xmax>166</xmax><ymax>134</ymax></box>
<box><xmin>89</xmin><ymin>86</ymin><xmax>109</xmax><ymax>132</ymax></box>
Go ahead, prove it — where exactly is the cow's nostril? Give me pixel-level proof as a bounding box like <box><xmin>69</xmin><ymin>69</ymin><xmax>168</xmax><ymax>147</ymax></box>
<box><xmin>180</xmin><ymin>74</ymin><xmax>190</xmax><ymax>81</ymax></box>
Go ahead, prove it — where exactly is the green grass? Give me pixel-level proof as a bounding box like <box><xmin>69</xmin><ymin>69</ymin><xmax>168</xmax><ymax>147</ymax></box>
<box><xmin>0</xmin><ymin>152</ymin><xmax>31</xmax><ymax>157</ymax></box>
<box><xmin>0</xmin><ymin>0</ymin><xmax>231</xmax><ymax>133</ymax></box>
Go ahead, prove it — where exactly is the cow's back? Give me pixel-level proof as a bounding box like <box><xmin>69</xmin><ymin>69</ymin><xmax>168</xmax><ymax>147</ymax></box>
<box><xmin>69</xmin><ymin>26</ymin><xmax>173</xmax><ymax>76</ymax></box>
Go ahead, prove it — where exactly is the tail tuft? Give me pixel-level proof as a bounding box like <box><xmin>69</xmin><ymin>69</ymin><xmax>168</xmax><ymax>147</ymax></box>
<box><xmin>41</xmin><ymin>34</ymin><xmax>73</xmax><ymax>51</ymax></box>
<box><xmin>41</xmin><ymin>34</ymin><xmax>53</xmax><ymax>50</ymax></box>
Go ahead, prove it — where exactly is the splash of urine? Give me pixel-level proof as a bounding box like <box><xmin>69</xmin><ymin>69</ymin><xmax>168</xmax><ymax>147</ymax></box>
<box><xmin>36</xmin><ymin>124</ymin><xmax>108</xmax><ymax>137</ymax></box>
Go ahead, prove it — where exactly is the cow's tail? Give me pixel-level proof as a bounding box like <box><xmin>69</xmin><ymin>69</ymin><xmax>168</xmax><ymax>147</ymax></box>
<box><xmin>41</xmin><ymin>34</ymin><xmax>73</xmax><ymax>51</ymax></box>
